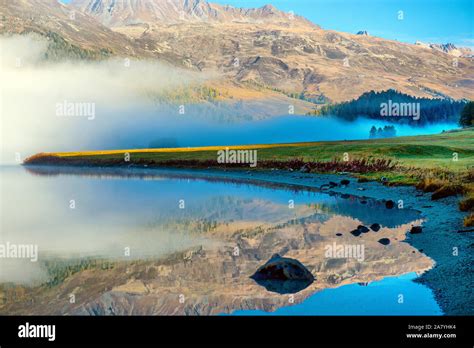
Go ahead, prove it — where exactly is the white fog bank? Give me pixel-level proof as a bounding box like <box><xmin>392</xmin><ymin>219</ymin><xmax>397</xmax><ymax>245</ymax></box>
<box><xmin>0</xmin><ymin>34</ymin><xmax>207</xmax><ymax>164</ymax></box>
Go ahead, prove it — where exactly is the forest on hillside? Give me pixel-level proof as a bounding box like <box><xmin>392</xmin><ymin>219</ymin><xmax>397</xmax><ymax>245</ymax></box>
<box><xmin>313</xmin><ymin>89</ymin><xmax>466</xmax><ymax>125</ymax></box>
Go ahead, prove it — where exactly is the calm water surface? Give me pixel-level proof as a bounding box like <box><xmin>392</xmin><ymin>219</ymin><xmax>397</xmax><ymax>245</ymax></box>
<box><xmin>0</xmin><ymin>166</ymin><xmax>441</xmax><ymax>315</ymax></box>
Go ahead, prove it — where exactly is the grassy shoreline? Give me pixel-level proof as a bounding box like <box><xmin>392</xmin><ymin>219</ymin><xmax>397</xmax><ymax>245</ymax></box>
<box><xmin>24</xmin><ymin>128</ymin><xmax>474</xmax><ymax>225</ymax></box>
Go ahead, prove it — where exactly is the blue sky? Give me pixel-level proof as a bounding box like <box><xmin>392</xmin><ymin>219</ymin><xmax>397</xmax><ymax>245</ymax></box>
<box><xmin>61</xmin><ymin>0</ymin><xmax>473</xmax><ymax>48</ymax></box>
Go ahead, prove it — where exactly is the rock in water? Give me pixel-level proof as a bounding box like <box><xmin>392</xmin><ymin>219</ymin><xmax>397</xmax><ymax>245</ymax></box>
<box><xmin>378</xmin><ymin>238</ymin><xmax>391</xmax><ymax>245</ymax></box>
<box><xmin>251</xmin><ymin>254</ymin><xmax>314</xmax><ymax>294</ymax></box>
<box><xmin>357</xmin><ymin>225</ymin><xmax>370</xmax><ymax>233</ymax></box>
<box><xmin>340</xmin><ymin>179</ymin><xmax>350</xmax><ymax>186</ymax></box>
<box><xmin>350</xmin><ymin>229</ymin><xmax>362</xmax><ymax>237</ymax></box>
<box><xmin>299</xmin><ymin>164</ymin><xmax>310</xmax><ymax>173</ymax></box>
<box><xmin>385</xmin><ymin>200</ymin><xmax>395</xmax><ymax>209</ymax></box>
<box><xmin>251</xmin><ymin>254</ymin><xmax>314</xmax><ymax>281</ymax></box>
<box><xmin>410</xmin><ymin>226</ymin><xmax>423</xmax><ymax>234</ymax></box>
<box><xmin>370</xmin><ymin>223</ymin><xmax>381</xmax><ymax>232</ymax></box>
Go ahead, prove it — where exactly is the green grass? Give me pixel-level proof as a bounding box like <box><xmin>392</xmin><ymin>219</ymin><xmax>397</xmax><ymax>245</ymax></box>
<box><xmin>30</xmin><ymin>128</ymin><xmax>473</xmax><ymax>171</ymax></box>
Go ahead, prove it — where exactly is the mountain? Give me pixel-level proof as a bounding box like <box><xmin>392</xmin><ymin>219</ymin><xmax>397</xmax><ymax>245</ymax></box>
<box><xmin>415</xmin><ymin>41</ymin><xmax>473</xmax><ymax>58</ymax></box>
<box><xmin>69</xmin><ymin>0</ymin><xmax>474</xmax><ymax>102</ymax></box>
<box><xmin>429</xmin><ymin>43</ymin><xmax>473</xmax><ymax>58</ymax></box>
<box><xmin>0</xmin><ymin>0</ymin><xmax>150</xmax><ymax>58</ymax></box>
<box><xmin>1</xmin><ymin>0</ymin><xmax>473</xmax><ymax>105</ymax></box>
<box><xmin>70</xmin><ymin>0</ymin><xmax>315</xmax><ymax>27</ymax></box>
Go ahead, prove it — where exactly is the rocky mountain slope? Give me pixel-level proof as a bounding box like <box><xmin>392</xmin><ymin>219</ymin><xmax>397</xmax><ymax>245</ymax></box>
<box><xmin>72</xmin><ymin>0</ymin><xmax>474</xmax><ymax>102</ymax></box>
<box><xmin>0</xmin><ymin>0</ymin><xmax>150</xmax><ymax>58</ymax></box>
<box><xmin>71</xmin><ymin>0</ymin><xmax>315</xmax><ymax>27</ymax></box>
<box><xmin>2</xmin><ymin>0</ymin><xmax>473</xmax><ymax>105</ymax></box>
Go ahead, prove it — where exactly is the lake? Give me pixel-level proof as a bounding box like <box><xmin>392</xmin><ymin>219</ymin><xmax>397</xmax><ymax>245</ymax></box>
<box><xmin>2</xmin><ymin>112</ymin><xmax>458</xmax><ymax>163</ymax></box>
<box><xmin>0</xmin><ymin>165</ymin><xmax>441</xmax><ymax>315</ymax></box>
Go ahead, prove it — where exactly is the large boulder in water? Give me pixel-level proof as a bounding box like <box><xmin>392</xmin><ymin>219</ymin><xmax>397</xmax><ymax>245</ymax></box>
<box><xmin>251</xmin><ymin>254</ymin><xmax>314</xmax><ymax>281</ymax></box>
<box><xmin>250</xmin><ymin>254</ymin><xmax>314</xmax><ymax>294</ymax></box>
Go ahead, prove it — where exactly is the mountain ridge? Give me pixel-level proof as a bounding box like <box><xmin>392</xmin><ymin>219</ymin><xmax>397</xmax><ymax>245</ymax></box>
<box><xmin>70</xmin><ymin>0</ymin><xmax>316</xmax><ymax>27</ymax></box>
<box><xmin>415</xmin><ymin>41</ymin><xmax>473</xmax><ymax>58</ymax></box>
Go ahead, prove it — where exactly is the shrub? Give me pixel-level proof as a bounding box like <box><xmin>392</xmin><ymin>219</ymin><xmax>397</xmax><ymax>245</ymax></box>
<box><xmin>464</xmin><ymin>213</ymin><xmax>474</xmax><ymax>227</ymax></box>
<box><xmin>459</xmin><ymin>197</ymin><xmax>474</xmax><ymax>212</ymax></box>
<box><xmin>431</xmin><ymin>184</ymin><xmax>465</xmax><ymax>200</ymax></box>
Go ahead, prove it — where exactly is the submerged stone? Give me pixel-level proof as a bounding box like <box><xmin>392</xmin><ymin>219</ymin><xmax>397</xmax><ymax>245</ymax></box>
<box><xmin>385</xmin><ymin>200</ymin><xmax>395</xmax><ymax>209</ymax></box>
<box><xmin>410</xmin><ymin>226</ymin><xmax>423</xmax><ymax>234</ymax></box>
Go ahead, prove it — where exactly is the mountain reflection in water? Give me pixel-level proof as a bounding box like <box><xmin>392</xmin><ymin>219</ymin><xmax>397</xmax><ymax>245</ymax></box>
<box><xmin>0</xmin><ymin>166</ymin><xmax>436</xmax><ymax>315</ymax></box>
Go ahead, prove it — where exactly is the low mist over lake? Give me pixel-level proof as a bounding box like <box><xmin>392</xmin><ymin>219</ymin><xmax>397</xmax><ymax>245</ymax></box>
<box><xmin>112</xmin><ymin>114</ymin><xmax>458</xmax><ymax>149</ymax></box>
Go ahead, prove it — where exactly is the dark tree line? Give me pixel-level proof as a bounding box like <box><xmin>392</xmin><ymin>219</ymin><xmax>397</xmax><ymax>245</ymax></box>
<box><xmin>20</xmin><ymin>30</ymin><xmax>113</xmax><ymax>61</ymax></box>
<box><xmin>459</xmin><ymin>101</ymin><xmax>474</xmax><ymax>128</ymax></box>
<box><xmin>317</xmin><ymin>89</ymin><xmax>466</xmax><ymax>125</ymax></box>
<box><xmin>369</xmin><ymin>125</ymin><xmax>397</xmax><ymax>139</ymax></box>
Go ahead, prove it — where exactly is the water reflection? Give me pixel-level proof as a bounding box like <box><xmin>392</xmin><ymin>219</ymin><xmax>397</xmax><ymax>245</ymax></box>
<box><xmin>0</xmin><ymin>166</ymin><xmax>437</xmax><ymax>315</ymax></box>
